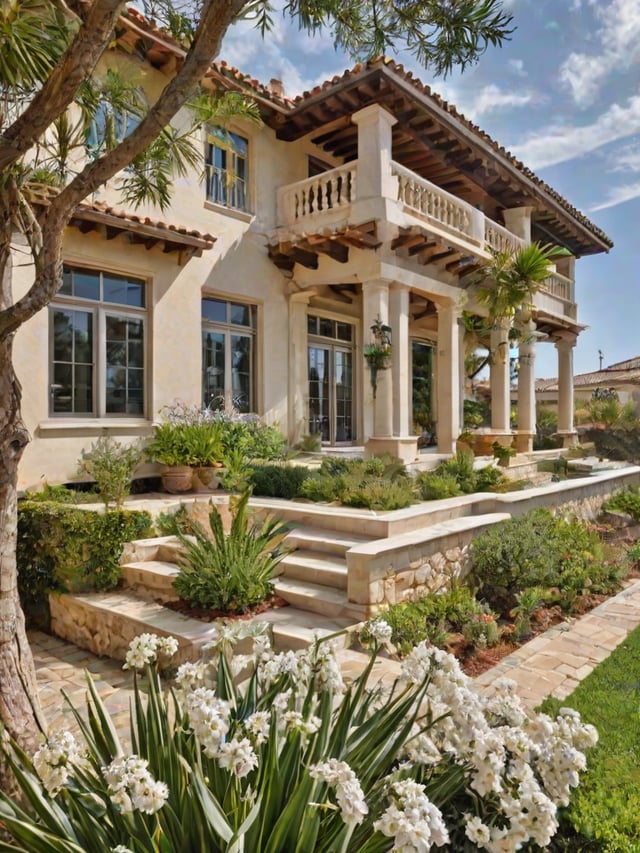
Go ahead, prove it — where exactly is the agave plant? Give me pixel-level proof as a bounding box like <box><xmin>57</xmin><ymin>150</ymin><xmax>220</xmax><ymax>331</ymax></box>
<box><xmin>172</xmin><ymin>492</ymin><xmax>290</xmax><ymax>612</ymax></box>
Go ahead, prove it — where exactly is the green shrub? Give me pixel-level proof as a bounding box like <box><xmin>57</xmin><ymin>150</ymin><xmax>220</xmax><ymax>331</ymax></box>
<box><xmin>604</xmin><ymin>486</ymin><xmax>640</xmax><ymax>521</ymax></box>
<box><xmin>367</xmin><ymin>586</ymin><xmax>496</xmax><ymax>654</ymax></box>
<box><xmin>474</xmin><ymin>464</ymin><xmax>508</xmax><ymax>491</ymax></box>
<box><xmin>416</xmin><ymin>471</ymin><xmax>462</xmax><ymax>500</ymax></box>
<box><xmin>437</xmin><ymin>449</ymin><xmax>477</xmax><ymax>493</ymax></box>
<box><xmin>341</xmin><ymin>476</ymin><xmax>415</xmax><ymax>510</ymax></box>
<box><xmin>23</xmin><ymin>483</ymin><xmax>98</xmax><ymax>503</ymax></box>
<box><xmin>77</xmin><ymin>436</ymin><xmax>142</xmax><ymax>507</ymax></box>
<box><xmin>17</xmin><ymin>502</ymin><xmax>152</xmax><ymax>625</ymax></box>
<box><xmin>298</xmin><ymin>472</ymin><xmax>344</xmax><ymax>503</ymax></box>
<box><xmin>172</xmin><ymin>492</ymin><xmax>290</xmax><ymax>613</ymax></box>
<box><xmin>470</xmin><ymin>509</ymin><xmax>621</xmax><ymax>614</ymax></box>
<box><xmin>249</xmin><ymin>463</ymin><xmax>310</xmax><ymax>499</ymax></box>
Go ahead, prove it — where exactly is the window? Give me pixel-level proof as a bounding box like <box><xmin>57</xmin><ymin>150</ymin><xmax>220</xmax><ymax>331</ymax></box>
<box><xmin>50</xmin><ymin>266</ymin><xmax>146</xmax><ymax>417</ymax></box>
<box><xmin>205</xmin><ymin>129</ymin><xmax>248</xmax><ymax>211</ymax></box>
<box><xmin>202</xmin><ymin>298</ymin><xmax>256</xmax><ymax>412</ymax></box>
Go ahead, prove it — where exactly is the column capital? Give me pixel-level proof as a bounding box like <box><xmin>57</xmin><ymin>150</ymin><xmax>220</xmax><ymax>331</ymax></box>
<box><xmin>352</xmin><ymin>103</ymin><xmax>398</xmax><ymax>129</ymax></box>
<box><xmin>554</xmin><ymin>333</ymin><xmax>577</xmax><ymax>351</ymax></box>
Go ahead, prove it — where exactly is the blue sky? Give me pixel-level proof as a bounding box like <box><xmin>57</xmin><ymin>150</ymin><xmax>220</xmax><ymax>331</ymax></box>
<box><xmin>221</xmin><ymin>0</ymin><xmax>640</xmax><ymax>379</ymax></box>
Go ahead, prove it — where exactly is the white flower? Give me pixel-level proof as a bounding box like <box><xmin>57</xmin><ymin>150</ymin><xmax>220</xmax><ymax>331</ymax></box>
<box><xmin>366</xmin><ymin>619</ymin><xmax>393</xmax><ymax>645</ymax></box>
<box><xmin>182</xmin><ymin>688</ymin><xmax>231</xmax><ymax>757</ymax></box>
<box><xmin>309</xmin><ymin>759</ymin><xmax>368</xmax><ymax>827</ymax></box>
<box><xmin>217</xmin><ymin>737</ymin><xmax>258</xmax><ymax>778</ymax></box>
<box><xmin>103</xmin><ymin>755</ymin><xmax>168</xmax><ymax>815</ymax></box>
<box><xmin>374</xmin><ymin>779</ymin><xmax>449</xmax><ymax>851</ymax></box>
<box><xmin>33</xmin><ymin>730</ymin><xmax>85</xmax><ymax>796</ymax></box>
<box><xmin>123</xmin><ymin>633</ymin><xmax>178</xmax><ymax>670</ymax></box>
<box><xmin>111</xmin><ymin>847</ymin><xmax>134</xmax><ymax>853</ymax></box>
<box><xmin>244</xmin><ymin>711</ymin><xmax>270</xmax><ymax>745</ymax></box>
<box><xmin>464</xmin><ymin>814</ymin><xmax>491</xmax><ymax>845</ymax></box>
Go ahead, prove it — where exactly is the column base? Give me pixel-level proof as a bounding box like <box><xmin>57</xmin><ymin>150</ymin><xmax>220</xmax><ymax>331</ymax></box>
<box><xmin>557</xmin><ymin>430</ymin><xmax>579</xmax><ymax>448</ymax></box>
<box><xmin>514</xmin><ymin>431</ymin><xmax>535</xmax><ymax>453</ymax></box>
<box><xmin>365</xmin><ymin>436</ymin><xmax>419</xmax><ymax>464</ymax></box>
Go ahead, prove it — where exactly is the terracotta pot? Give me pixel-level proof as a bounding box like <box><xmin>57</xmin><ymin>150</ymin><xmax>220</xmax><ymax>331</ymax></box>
<box><xmin>161</xmin><ymin>465</ymin><xmax>193</xmax><ymax>494</ymax></box>
<box><xmin>192</xmin><ymin>466</ymin><xmax>221</xmax><ymax>492</ymax></box>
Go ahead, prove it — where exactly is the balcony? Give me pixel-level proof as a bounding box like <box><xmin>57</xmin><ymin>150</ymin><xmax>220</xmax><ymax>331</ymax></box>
<box><xmin>275</xmin><ymin>160</ymin><xmax>575</xmax><ymax>322</ymax></box>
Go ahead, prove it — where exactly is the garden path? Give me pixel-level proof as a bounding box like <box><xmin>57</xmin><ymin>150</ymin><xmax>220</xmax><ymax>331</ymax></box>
<box><xmin>30</xmin><ymin>576</ymin><xmax>640</xmax><ymax>739</ymax></box>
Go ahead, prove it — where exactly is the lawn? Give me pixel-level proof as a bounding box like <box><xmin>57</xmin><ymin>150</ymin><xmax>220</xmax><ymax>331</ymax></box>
<box><xmin>542</xmin><ymin>624</ymin><xmax>640</xmax><ymax>852</ymax></box>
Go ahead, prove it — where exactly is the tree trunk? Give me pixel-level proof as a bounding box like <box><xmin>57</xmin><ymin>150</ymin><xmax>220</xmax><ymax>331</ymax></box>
<box><xmin>0</xmin><ymin>335</ymin><xmax>46</xmax><ymax>792</ymax></box>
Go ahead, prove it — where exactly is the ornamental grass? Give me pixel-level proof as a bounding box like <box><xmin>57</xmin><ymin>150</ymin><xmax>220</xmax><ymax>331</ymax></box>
<box><xmin>0</xmin><ymin>624</ymin><xmax>597</xmax><ymax>852</ymax></box>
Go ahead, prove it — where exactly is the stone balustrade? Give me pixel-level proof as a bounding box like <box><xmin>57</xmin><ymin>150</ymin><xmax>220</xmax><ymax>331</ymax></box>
<box><xmin>277</xmin><ymin>163</ymin><xmax>356</xmax><ymax>225</ymax></box>
<box><xmin>484</xmin><ymin>220</ymin><xmax>527</xmax><ymax>255</ymax></box>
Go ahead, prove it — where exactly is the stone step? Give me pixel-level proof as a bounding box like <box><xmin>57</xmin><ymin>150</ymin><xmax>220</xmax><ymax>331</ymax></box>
<box><xmin>274</xmin><ymin>577</ymin><xmax>367</xmax><ymax>621</ymax></box>
<box><xmin>49</xmin><ymin>591</ymin><xmax>358</xmax><ymax>665</ymax></box>
<box><xmin>279</xmin><ymin>550</ymin><xmax>348</xmax><ymax>590</ymax></box>
<box><xmin>284</xmin><ymin>526</ymin><xmax>371</xmax><ymax>556</ymax></box>
<box><xmin>121</xmin><ymin>560</ymin><xmax>181</xmax><ymax>604</ymax></box>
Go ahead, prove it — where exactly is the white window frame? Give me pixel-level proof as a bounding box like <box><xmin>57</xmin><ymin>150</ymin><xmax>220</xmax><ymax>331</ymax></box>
<box><xmin>202</xmin><ymin>297</ymin><xmax>257</xmax><ymax>412</ymax></box>
<box><xmin>205</xmin><ymin>128</ymin><xmax>249</xmax><ymax>212</ymax></box>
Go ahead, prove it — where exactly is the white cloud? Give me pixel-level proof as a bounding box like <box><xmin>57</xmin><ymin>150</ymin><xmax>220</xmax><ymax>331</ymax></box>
<box><xmin>472</xmin><ymin>83</ymin><xmax>537</xmax><ymax>114</ymax></box>
<box><xmin>510</xmin><ymin>94</ymin><xmax>640</xmax><ymax>168</ymax></box>
<box><xmin>559</xmin><ymin>0</ymin><xmax>640</xmax><ymax>106</ymax></box>
<box><xmin>508</xmin><ymin>58</ymin><xmax>527</xmax><ymax>77</ymax></box>
<box><xmin>590</xmin><ymin>180</ymin><xmax>640</xmax><ymax>211</ymax></box>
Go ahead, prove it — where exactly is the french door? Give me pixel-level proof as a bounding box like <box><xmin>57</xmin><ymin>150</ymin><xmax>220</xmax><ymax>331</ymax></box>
<box><xmin>308</xmin><ymin>345</ymin><xmax>354</xmax><ymax>444</ymax></box>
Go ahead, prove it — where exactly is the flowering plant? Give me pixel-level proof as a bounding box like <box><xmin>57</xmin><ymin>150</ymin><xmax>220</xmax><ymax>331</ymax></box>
<box><xmin>0</xmin><ymin>624</ymin><xmax>597</xmax><ymax>852</ymax></box>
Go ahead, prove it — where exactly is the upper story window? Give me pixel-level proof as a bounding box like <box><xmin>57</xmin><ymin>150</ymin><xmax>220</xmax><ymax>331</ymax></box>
<box><xmin>205</xmin><ymin>129</ymin><xmax>249</xmax><ymax>212</ymax></box>
<box><xmin>50</xmin><ymin>266</ymin><xmax>147</xmax><ymax>418</ymax></box>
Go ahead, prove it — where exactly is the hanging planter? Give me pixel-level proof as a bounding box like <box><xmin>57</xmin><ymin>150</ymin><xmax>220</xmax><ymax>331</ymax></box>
<box><xmin>364</xmin><ymin>317</ymin><xmax>392</xmax><ymax>399</ymax></box>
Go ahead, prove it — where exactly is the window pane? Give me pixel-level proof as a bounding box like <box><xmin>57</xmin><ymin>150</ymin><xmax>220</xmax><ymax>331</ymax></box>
<box><xmin>53</xmin><ymin>309</ymin><xmax>74</xmax><ymax>362</ymax></box>
<box><xmin>231</xmin><ymin>334</ymin><xmax>252</xmax><ymax>412</ymax></box>
<box><xmin>230</xmin><ymin>303</ymin><xmax>250</xmax><ymax>327</ymax></box>
<box><xmin>202</xmin><ymin>331</ymin><xmax>225</xmax><ymax>409</ymax></box>
<box><xmin>104</xmin><ymin>274</ymin><xmax>145</xmax><ymax>307</ymax></box>
<box><xmin>74</xmin><ymin>364</ymin><xmax>93</xmax><ymax>414</ymax></box>
<box><xmin>202</xmin><ymin>299</ymin><xmax>227</xmax><ymax>323</ymax></box>
<box><xmin>51</xmin><ymin>363</ymin><xmax>72</xmax><ymax>413</ymax></box>
<box><xmin>230</xmin><ymin>132</ymin><xmax>248</xmax><ymax>157</ymax></box>
<box><xmin>336</xmin><ymin>322</ymin><xmax>353</xmax><ymax>342</ymax></box>
<box><xmin>72</xmin><ymin>269</ymin><xmax>100</xmax><ymax>301</ymax></box>
<box><xmin>307</xmin><ymin>315</ymin><xmax>318</xmax><ymax>336</ymax></box>
<box><xmin>60</xmin><ymin>268</ymin><xmax>72</xmax><ymax>295</ymax></box>
<box><xmin>105</xmin><ymin>315</ymin><xmax>145</xmax><ymax>415</ymax></box>
<box><xmin>319</xmin><ymin>317</ymin><xmax>334</xmax><ymax>338</ymax></box>
<box><xmin>51</xmin><ymin>308</ymin><xmax>93</xmax><ymax>415</ymax></box>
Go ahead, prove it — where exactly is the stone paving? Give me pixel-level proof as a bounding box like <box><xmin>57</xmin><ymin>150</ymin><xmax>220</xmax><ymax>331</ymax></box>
<box><xmin>30</xmin><ymin>577</ymin><xmax>640</xmax><ymax>739</ymax></box>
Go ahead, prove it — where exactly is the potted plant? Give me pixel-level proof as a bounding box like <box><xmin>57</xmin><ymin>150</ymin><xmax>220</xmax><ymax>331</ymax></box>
<box><xmin>145</xmin><ymin>423</ymin><xmax>195</xmax><ymax>493</ymax></box>
<box><xmin>363</xmin><ymin>316</ymin><xmax>392</xmax><ymax>399</ymax></box>
<box><xmin>184</xmin><ymin>422</ymin><xmax>224</xmax><ymax>491</ymax></box>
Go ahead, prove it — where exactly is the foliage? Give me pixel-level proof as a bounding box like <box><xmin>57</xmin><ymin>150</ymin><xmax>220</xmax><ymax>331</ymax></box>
<box><xmin>463</xmin><ymin>398</ymin><xmax>490</xmax><ymax>428</ymax></box>
<box><xmin>145</xmin><ymin>422</ymin><xmax>197</xmax><ymax>467</ymax></box>
<box><xmin>469</xmin><ymin>509</ymin><xmax>622</xmax><ymax>614</ymax></box>
<box><xmin>23</xmin><ymin>482</ymin><xmax>98</xmax><ymax>504</ymax></box>
<box><xmin>541</xmin><ymin>624</ymin><xmax>640</xmax><ymax>852</ymax></box>
<box><xmin>154</xmin><ymin>504</ymin><xmax>201</xmax><ymax>537</ymax></box>
<box><xmin>17</xmin><ymin>502</ymin><xmax>152</xmax><ymax>623</ymax></box>
<box><xmin>574</xmin><ymin>395</ymin><xmax>639</xmax><ymax>429</ymax></box>
<box><xmin>250</xmin><ymin>463</ymin><xmax>311</xmax><ymax>499</ymax></box>
<box><xmin>491</xmin><ymin>440</ymin><xmax>516</xmax><ymax>467</ymax></box>
<box><xmin>76</xmin><ymin>436</ymin><xmax>142</xmax><ymax>508</ymax></box>
<box><xmin>416</xmin><ymin>472</ymin><xmax>463</xmax><ymax>500</ymax></box>
<box><xmin>603</xmin><ymin>486</ymin><xmax>640</xmax><ymax>521</ymax></box>
<box><xmin>366</xmin><ymin>586</ymin><xmax>499</xmax><ymax>655</ymax></box>
<box><xmin>219</xmin><ymin>446</ymin><xmax>255</xmax><ymax>493</ymax></box>
<box><xmin>437</xmin><ymin>449</ymin><xmax>477</xmax><ymax>492</ymax></box>
<box><xmin>172</xmin><ymin>492</ymin><xmax>290</xmax><ymax>612</ymax></box>
<box><xmin>0</xmin><ymin>622</ymin><xmax>599</xmax><ymax>853</ymax></box>
<box><xmin>472</xmin><ymin>242</ymin><xmax>571</xmax><ymax>323</ymax></box>
<box><xmin>364</xmin><ymin>316</ymin><xmax>392</xmax><ymax>398</ymax></box>
<box><xmin>300</xmin><ymin>457</ymin><xmax>414</xmax><ymax>509</ymax></box>
<box><xmin>474</xmin><ymin>464</ymin><xmax>507</xmax><ymax>492</ymax></box>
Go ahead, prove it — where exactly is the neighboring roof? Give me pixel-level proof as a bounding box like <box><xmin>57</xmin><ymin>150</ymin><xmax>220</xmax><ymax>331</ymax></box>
<box><xmin>117</xmin><ymin>8</ymin><xmax>611</xmax><ymax>257</ymax></box>
<box><xmin>536</xmin><ymin>358</ymin><xmax>640</xmax><ymax>393</ymax></box>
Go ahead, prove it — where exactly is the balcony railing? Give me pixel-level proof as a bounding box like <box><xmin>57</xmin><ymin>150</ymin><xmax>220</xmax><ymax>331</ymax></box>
<box><xmin>542</xmin><ymin>271</ymin><xmax>574</xmax><ymax>303</ymax></box>
<box><xmin>484</xmin><ymin>220</ymin><xmax>526</xmax><ymax>255</ymax></box>
<box><xmin>392</xmin><ymin>161</ymin><xmax>482</xmax><ymax>244</ymax></box>
<box><xmin>277</xmin><ymin>163</ymin><xmax>356</xmax><ymax>225</ymax></box>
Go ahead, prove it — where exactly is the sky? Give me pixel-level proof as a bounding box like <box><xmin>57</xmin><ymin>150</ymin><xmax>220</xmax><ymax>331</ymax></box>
<box><xmin>220</xmin><ymin>0</ymin><xmax>640</xmax><ymax>380</ymax></box>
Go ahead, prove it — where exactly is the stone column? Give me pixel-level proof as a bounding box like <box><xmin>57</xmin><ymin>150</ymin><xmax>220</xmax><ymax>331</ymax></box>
<box><xmin>351</xmin><ymin>104</ymin><xmax>398</xmax><ymax>200</ymax></box>
<box><xmin>389</xmin><ymin>283</ymin><xmax>410</xmax><ymax>437</ymax></box>
<box><xmin>435</xmin><ymin>301</ymin><xmax>461</xmax><ymax>454</ymax></box>
<box><xmin>515</xmin><ymin>318</ymin><xmax>536</xmax><ymax>452</ymax></box>
<box><xmin>503</xmin><ymin>206</ymin><xmax>534</xmax><ymax>243</ymax></box>
<box><xmin>556</xmin><ymin>335</ymin><xmax>578</xmax><ymax>446</ymax></box>
<box><xmin>490</xmin><ymin>318</ymin><xmax>512</xmax><ymax>435</ymax></box>
<box><xmin>362</xmin><ymin>280</ymin><xmax>392</xmax><ymax>439</ymax></box>
<box><xmin>287</xmin><ymin>290</ymin><xmax>313</xmax><ymax>447</ymax></box>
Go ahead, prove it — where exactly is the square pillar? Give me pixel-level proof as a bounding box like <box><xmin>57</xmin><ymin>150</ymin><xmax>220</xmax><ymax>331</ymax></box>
<box><xmin>390</xmin><ymin>283</ymin><xmax>410</xmax><ymax>437</ymax></box>
<box><xmin>556</xmin><ymin>335</ymin><xmax>578</xmax><ymax>446</ymax></box>
<box><xmin>352</xmin><ymin>104</ymin><xmax>398</xmax><ymax>200</ymax></box>
<box><xmin>490</xmin><ymin>319</ymin><xmax>512</xmax><ymax>435</ymax></box>
<box><xmin>287</xmin><ymin>290</ymin><xmax>313</xmax><ymax>446</ymax></box>
<box><xmin>503</xmin><ymin>206</ymin><xmax>534</xmax><ymax>243</ymax></box>
<box><xmin>515</xmin><ymin>318</ymin><xmax>536</xmax><ymax>453</ymax></box>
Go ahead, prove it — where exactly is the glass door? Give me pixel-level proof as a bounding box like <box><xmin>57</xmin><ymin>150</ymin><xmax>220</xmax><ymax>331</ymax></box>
<box><xmin>307</xmin><ymin>316</ymin><xmax>355</xmax><ymax>444</ymax></box>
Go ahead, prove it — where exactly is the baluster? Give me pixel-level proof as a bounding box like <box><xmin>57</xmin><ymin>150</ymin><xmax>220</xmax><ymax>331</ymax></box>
<box><xmin>326</xmin><ymin>176</ymin><xmax>333</xmax><ymax>209</ymax></box>
<box><xmin>350</xmin><ymin>169</ymin><xmax>356</xmax><ymax>203</ymax></box>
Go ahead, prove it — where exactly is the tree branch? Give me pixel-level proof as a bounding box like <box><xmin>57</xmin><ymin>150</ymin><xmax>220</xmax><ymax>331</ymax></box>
<box><xmin>0</xmin><ymin>0</ymin><xmax>126</xmax><ymax>171</ymax></box>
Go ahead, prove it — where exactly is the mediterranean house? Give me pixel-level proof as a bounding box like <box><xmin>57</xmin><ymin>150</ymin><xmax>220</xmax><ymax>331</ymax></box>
<box><xmin>536</xmin><ymin>357</ymin><xmax>640</xmax><ymax>414</ymax></box>
<box><xmin>14</xmin><ymin>8</ymin><xmax>613</xmax><ymax>491</ymax></box>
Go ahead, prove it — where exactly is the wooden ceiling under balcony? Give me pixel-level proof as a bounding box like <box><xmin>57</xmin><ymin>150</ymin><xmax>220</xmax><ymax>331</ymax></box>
<box><xmin>268</xmin><ymin>62</ymin><xmax>611</xmax><ymax>259</ymax></box>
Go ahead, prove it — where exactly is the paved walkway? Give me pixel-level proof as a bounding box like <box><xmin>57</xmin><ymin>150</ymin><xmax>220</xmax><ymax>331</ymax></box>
<box><xmin>30</xmin><ymin>578</ymin><xmax>640</xmax><ymax>738</ymax></box>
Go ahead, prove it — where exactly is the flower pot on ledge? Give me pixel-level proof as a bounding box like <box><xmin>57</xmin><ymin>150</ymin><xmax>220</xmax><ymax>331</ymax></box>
<box><xmin>161</xmin><ymin>465</ymin><xmax>193</xmax><ymax>494</ymax></box>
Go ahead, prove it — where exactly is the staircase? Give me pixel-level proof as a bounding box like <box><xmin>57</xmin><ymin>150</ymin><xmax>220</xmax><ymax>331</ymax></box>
<box><xmin>49</xmin><ymin>523</ymin><xmax>372</xmax><ymax>665</ymax></box>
